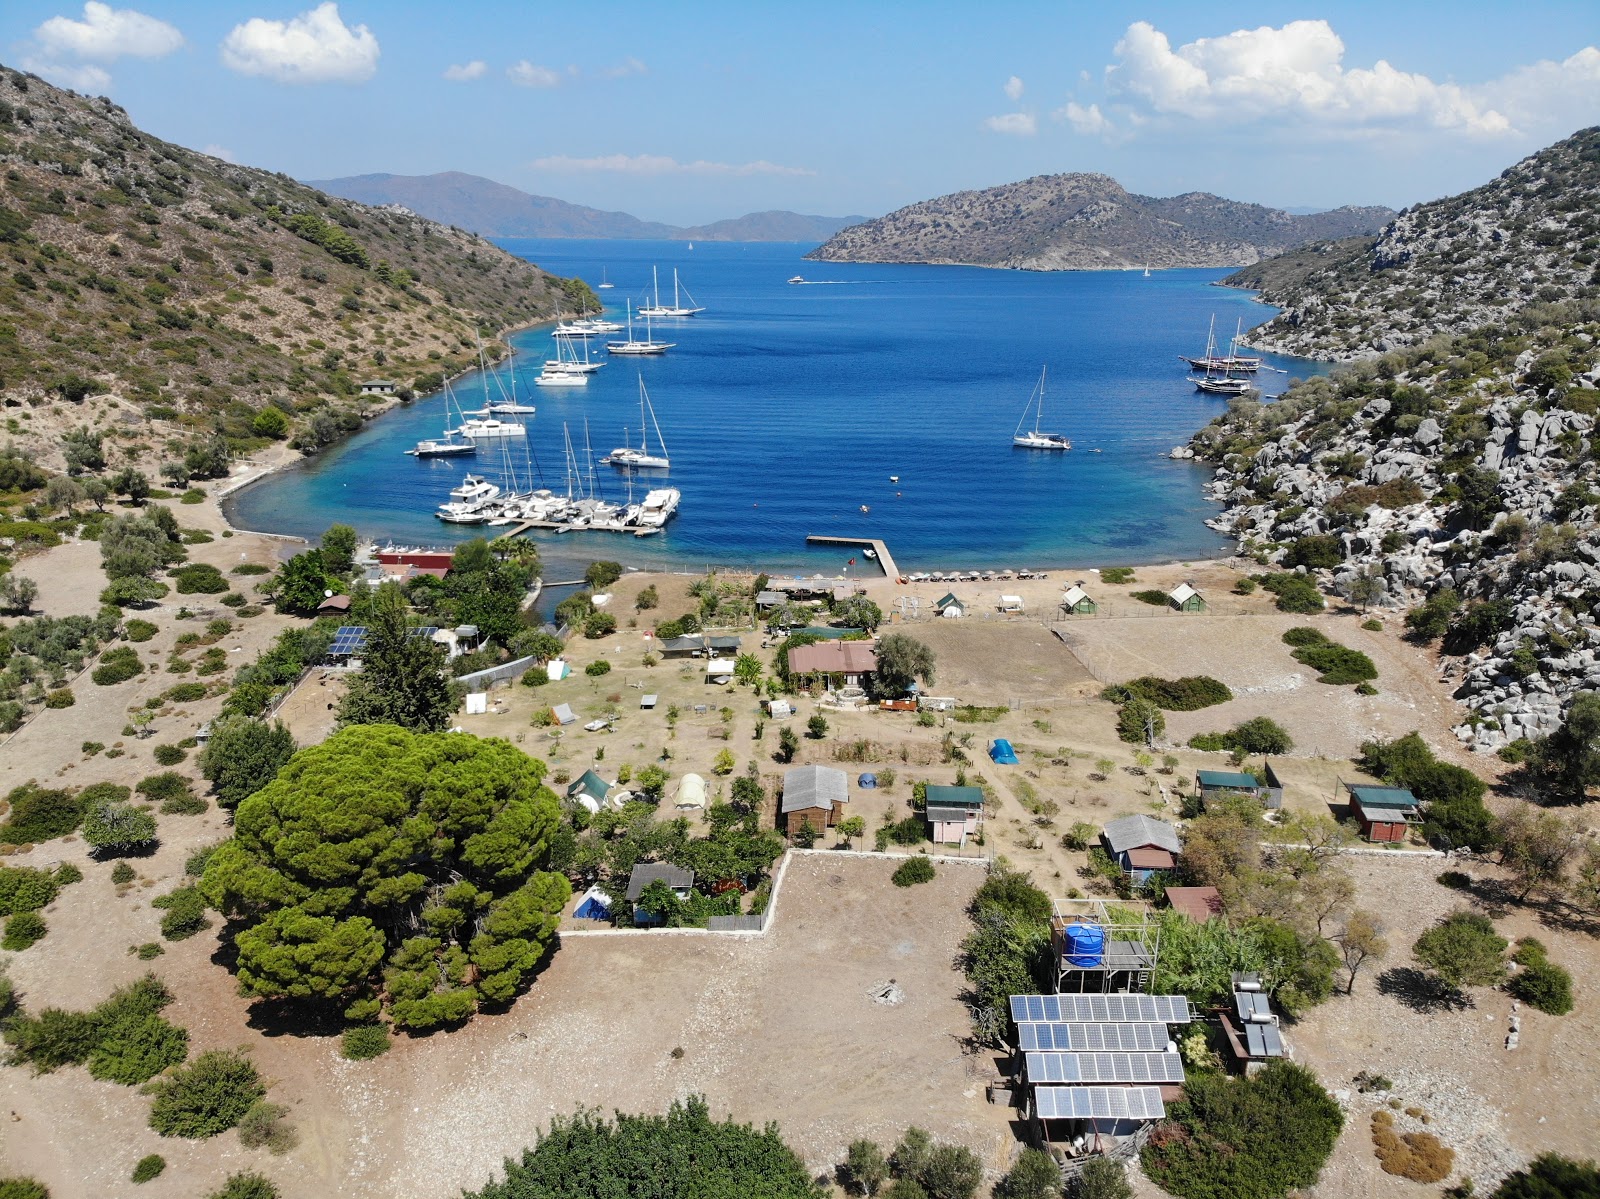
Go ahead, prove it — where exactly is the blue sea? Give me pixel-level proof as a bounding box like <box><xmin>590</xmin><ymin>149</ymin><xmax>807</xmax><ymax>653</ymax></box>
<box><xmin>225</xmin><ymin>239</ymin><xmax>1320</xmax><ymax>580</ymax></box>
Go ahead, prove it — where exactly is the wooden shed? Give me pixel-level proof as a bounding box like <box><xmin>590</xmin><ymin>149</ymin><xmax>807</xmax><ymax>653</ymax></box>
<box><xmin>1060</xmin><ymin>584</ymin><xmax>1097</xmax><ymax>615</ymax></box>
<box><xmin>780</xmin><ymin>765</ymin><xmax>849</xmax><ymax>837</ymax></box>
<box><xmin>1344</xmin><ymin>783</ymin><xmax>1420</xmax><ymax>842</ymax></box>
<box><xmin>1167</xmin><ymin>582</ymin><xmax>1205</xmax><ymax>611</ymax></box>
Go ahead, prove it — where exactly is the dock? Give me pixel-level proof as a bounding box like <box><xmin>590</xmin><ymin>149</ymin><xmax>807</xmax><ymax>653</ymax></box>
<box><xmin>806</xmin><ymin>535</ymin><xmax>898</xmax><ymax>580</ymax></box>
<box><xmin>496</xmin><ymin>520</ymin><xmax>661</xmax><ymax>539</ymax></box>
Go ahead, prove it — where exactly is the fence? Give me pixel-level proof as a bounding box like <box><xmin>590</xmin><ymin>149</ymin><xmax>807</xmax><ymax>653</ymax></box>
<box><xmin>458</xmin><ymin>652</ymin><xmax>543</xmax><ymax>692</ymax></box>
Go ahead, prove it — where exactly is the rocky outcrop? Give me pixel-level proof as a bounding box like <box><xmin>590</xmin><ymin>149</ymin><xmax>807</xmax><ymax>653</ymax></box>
<box><xmin>807</xmin><ymin>173</ymin><xmax>1391</xmax><ymax>270</ymax></box>
<box><xmin>1191</xmin><ymin>324</ymin><xmax>1600</xmax><ymax>752</ymax></box>
<box><xmin>1226</xmin><ymin>126</ymin><xmax>1600</xmax><ymax>360</ymax></box>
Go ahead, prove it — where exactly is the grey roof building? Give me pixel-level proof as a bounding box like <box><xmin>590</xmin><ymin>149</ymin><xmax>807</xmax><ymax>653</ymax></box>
<box><xmin>625</xmin><ymin>862</ymin><xmax>695</xmax><ymax>902</ymax></box>
<box><xmin>1102</xmin><ymin>814</ymin><xmax>1182</xmax><ymax>856</ymax></box>
<box><xmin>780</xmin><ymin>765</ymin><xmax>850</xmax><ymax>813</ymax></box>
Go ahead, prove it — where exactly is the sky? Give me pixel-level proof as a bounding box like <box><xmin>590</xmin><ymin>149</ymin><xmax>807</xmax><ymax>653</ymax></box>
<box><xmin>2</xmin><ymin>1</ymin><xmax>1598</xmax><ymax>225</ymax></box>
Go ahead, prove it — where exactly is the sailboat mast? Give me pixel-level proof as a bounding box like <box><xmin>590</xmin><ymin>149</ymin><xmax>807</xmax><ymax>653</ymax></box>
<box><xmin>673</xmin><ymin>268</ymin><xmax>680</xmax><ymax>309</ymax></box>
<box><xmin>652</xmin><ymin>265</ymin><xmax>660</xmax><ymax>309</ymax></box>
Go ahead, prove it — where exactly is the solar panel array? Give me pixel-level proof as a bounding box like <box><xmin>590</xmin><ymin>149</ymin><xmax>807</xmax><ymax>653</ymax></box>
<box><xmin>1017</xmin><ymin>1022</ymin><xmax>1169</xmax><ymax>1052</ymax></box>
<box><xmin>1244</xmin><ymin>1021</ymin><xmax>1286</xmax><ymax>1059</ymax></box>
<box><xmin>1010</xmin><ymin>994</ymin><xmax>1192</xmax><ymax>1025</ymax></box>
<box><xmin>1025</xmin><ymin>1051</ymin><xmax>1184</xmax><ymax>1085</ymax></box>
<box><xmin>330</xmin><ymin>626</ymin><xmax>368</xmax><ymax>655</ymax></box>
<box><xmin>1032</xmin><ymin>1086</ymin><xmax>1166</xmax><ymax>1121</ymax></box>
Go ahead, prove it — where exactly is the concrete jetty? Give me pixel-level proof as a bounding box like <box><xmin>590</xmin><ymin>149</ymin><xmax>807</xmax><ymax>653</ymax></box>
<box><xmin>806</xmin><ymin>535</ymin><xmax>898</xmax><ymax>580</ymax></box>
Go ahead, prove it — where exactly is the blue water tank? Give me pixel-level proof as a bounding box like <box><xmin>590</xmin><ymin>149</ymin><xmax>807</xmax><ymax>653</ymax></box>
<box><xmin>1064</xmin><ymin>923</ymin><xmax>1105</xmax><ymax>968</ymax></box>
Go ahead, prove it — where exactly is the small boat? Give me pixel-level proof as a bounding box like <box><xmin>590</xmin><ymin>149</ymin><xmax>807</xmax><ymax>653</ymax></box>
<box><xmin>1191</xmin><ymin>374</ymin><xmax>1251</xmax><ymax>396</ymax></box>
<box><xmin>607</xmin><ymin>301</ymin><xmax>675</xmax><ymax>356</ymax></box>
<box><xmin>407</xmin><ymin>437</ymin><xmax>475</xmax><ymax>458</ymax></box>
<box><xmin>534</xmin><ymin>368</ymin><xmax>588</xmax><ymax>387</ymax></box>
<box><xmin>601</xmin><ymin>377</ymin><xmax>672</xmax><ymax>469</ymax></box>
<box><xmin>788</xmin><ymin>275</ymin><xmax>805</xmax><ymax>284</ymax></box>
<box><xmin>480</xmin><ymin>401</ymin><xmax>538</xmax><ymax>414</ymax></box>
<box><xmin>1012</xmin><ymin>366</ymin><xmax>1071</xmax><ymax>450</ymax></box>
<box><xmin>455</xmin><ymin>417</ymin><xmax>527</xmax><ymax>440</ymax></box>
<box><xmin>864</xmin><ymin>549</ymin><xmax>878</xmax><ymax>560</ymax></box>
<box><xmin>1143</xmin><ymin>266</ymin><xmax>1151</xmax><ymax>278</ymax></box>
<box><xmin>889</xmin><ymin>475</ymin><xmax>899</xmax><ymax>483</ymax></box>
<box><xmin>598</xmin><ymin>267</ymin><xmax>614</xmax><ymax>290</ymax></box>
<box><xmin>860</xmin><ymin>504</ymin><xmax>870</xmax><ymax>514</ymax></box>
<box><xmin>637</xmin><ymin>266</ymin><xmax>705</xmax><ymax>317</ymax></box>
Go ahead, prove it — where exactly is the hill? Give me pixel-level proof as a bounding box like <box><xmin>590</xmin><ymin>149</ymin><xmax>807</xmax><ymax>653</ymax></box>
<box><xmin>1226</xmin><ymin>127</ymin><xmax>1600</xmax><ymax>359</ymax></box>
<box><xmin>806</xmin><ymin>172</ymin><xmax>1392</xmax><ymax>270</ymax></box>
<box><xmin>0</xmin><ymin>68</ymin><xmax>590</xmax><ymax>470</ymax></box>
<box><xmin>308</xmin><ymin>172</ymin><xmax>865</xmax><ymax>242</ymax></box>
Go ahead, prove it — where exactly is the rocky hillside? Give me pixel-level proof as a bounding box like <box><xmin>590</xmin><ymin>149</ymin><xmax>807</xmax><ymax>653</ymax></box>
<box><xmin>0</xmin><ymin>66</ymin><xmax>590</xmax><ymax>468</ymax></box>
<box><xmin>1227</xmin><ymin>127</ymin><xmax>1600</xmax><ymax>360</ymax></box>
<box><xmin>807</xmin><ymin>172</ymin><xmax>1392</xmax><ymax>270</ymax></box>
<box><xmin>310</xmin><ymin>172</ymin><xmax>866</xmax><ymax>243</ymax></box>
<box><xmin>1185</xmin><ymin>299</ymin><xmax>1600</xmax><ymax>752</ymax></box>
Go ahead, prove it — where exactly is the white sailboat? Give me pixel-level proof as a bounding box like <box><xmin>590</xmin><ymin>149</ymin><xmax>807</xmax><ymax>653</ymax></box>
<box><xmin>597</xmin><ymin>266</ymin><xmax>614</xmax><ymax>290</ymax></box>
<box><xmin>637</xmin><ymin>266</ymin><xmax>705</xmax><ymax>317</ymax></box>
<box><xmin>601</xmin><ymin>376</ymin><xmax>671</xmax><ymax>469</ymax></box>
<box><xmin>1011</xmin><ymin>367</ymin><xmax>1071</xmax><ymax>450</ymax></box>
<box><xmin>407</xmin><ymin>382</ymin><xmax>477</xmax><ymax>457</ymax></box>
<box><xmin>606</xmin><ymin>301</ymin><xmax>675</xmax><ymax>356</ymax></box>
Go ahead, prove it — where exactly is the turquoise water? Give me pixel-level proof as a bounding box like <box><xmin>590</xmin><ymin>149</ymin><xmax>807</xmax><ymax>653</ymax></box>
<box><xmin>225</xmin><ymin>239</ymin><xmax>1320</xmax><ymax>578</ymax></box>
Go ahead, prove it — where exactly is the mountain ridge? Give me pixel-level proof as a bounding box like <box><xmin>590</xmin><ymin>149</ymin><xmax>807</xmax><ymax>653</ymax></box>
<box><xmin>806</xmin><ymin>172</ymin><xmax>1393</xmax><ymax>270</ymax></box>
<box><xmin>306</xmin><ymin>171</ymin><xmax>865</xmax><ymax>243</ymax></box>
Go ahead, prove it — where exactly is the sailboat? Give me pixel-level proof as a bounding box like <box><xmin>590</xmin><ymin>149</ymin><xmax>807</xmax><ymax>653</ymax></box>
<box><xmin>606</xmin><ymin>300</ymin><xmax>675</xmax><ymax>356</ymax></box>
<box><xmin>407</xmin><ymin>381</ymin><xmax>478</xmax><ymax>457</ymax></box>
<box><xmin>1143</xmin><ymin>266</ymin><xmax>1151</xmax><ymax>278</ymax></box>
<box><xmin>598</xmin><ymin>266</ymin><xmax>614</xmax><ymax>290</ymax></box>
<box><xmin>1187</xmin><ymin>317</ymin><xmax>1253</xmax><ymax>394</ymax></box>
<box><xmin>1012</xmin><ymin>367</ymin><xmax>1071</xmax><ymax>450</ymax></box>
<box><xmin>1180</xmin><ymin>315</ymin><xmax>1262</xmax><ymax>374</ymax></box>
<box><xmin>637</xmin><ymin>266</ymin><xmax>705</xmax><ymax>317</ymax></box>
<box><xmin>601</xmin><ymin>376</ymin><xmax>671</xmax><ymax>469</ymax></box>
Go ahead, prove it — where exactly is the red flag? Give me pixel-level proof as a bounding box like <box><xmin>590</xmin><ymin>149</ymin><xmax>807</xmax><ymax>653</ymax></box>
<box><xmin>848</xmin><ymin>557</ymin><xmax>856</xmax><ymax>566</ymax></box>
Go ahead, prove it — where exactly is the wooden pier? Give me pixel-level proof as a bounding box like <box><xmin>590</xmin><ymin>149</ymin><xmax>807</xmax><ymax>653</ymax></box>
<box><xmin>806</xmin><ymin>535</ymin><xmax>898</xmax><ymax>580</ymax></box>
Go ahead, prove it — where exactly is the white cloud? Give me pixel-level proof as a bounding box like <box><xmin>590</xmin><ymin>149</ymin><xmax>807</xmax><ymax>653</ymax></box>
<box><xmin>35</xmin><ymin>2</ymin><xmax>183</xmax><ymax>61</ymax></box>
<box><xmin>1475</xmin><ymin>46</ymin><xmax>1600</xmax><ymax>134</ymax></box>
<box><xmin>202</xmin><ymin>143</ymin><xmax>237</xmax><ymax>162</ymax></box>
<box><xmin>1103</xmin><ymin>20</ymin><xmax>1518</xmax><ymax>136</ymax></box>
<box><xmin>443</xmin><ymin>59</ymin><xmax>487</xmax><ymax>82</ymax></box>
<box><xmin>507</xmin><ymin>60</ymin><xmax>562</xmax><ymax>88</ymax></box>
<box><xmin>984</xmin><ymin>112</ymin><xmax>1036</xmax><ymax>136</ymax></box>
<box><xmin>25</xmin><ymin>58</ymin><xmax>112</xmax><ymax>92</ymax></box>
<box><xmin>1055</xmin><ymin>101</ymin><xmax>1111</xmax><ymax>137</ymax></box>
<box><xmin>599</xmin><ymin>56</ymin><xmax>647</xmax><ymax>79</ymax></box>
<box><xmin>1004</xmin><ymin>74</ymin><xmax>1024</xmax><ymax>102</ymax></box>
<box><xmin>531</xmin><ymin>153</ymin><xmax>815</xmax><ymax>177</ymax></box>
<box><xmin>221</xmin><ymin>3</ymin><xmax>379</xmax><ymax>84</ymax></box>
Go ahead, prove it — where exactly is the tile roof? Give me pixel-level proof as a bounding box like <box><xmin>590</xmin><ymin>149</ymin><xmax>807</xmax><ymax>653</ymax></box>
<box><xmin>788</xmin><ymin>640</ymin><xmax>877</xmax><ymax>676</ymax></box>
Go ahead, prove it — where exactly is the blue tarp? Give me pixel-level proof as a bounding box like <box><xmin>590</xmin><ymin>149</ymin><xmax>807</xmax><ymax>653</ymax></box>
<box><xmin>858</xmin><ymin>773</ymin><xmax>878</xmax><ymax>788</ymax></box>
<box><xmin>989</xmin><ymin>739</ymin><xmax>1019</xmax><ymax>765</ymax></box>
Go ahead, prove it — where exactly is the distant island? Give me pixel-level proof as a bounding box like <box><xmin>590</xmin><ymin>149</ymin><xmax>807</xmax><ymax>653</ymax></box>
<box><xmin>807</xmin><ymin>172</ymin><xmax>1393</xmax><ymax>270</ymax></box>
<box><xmin>306</xmin><ymin>171</ymin><xmax>867</xmax><ymax>243</ymax></box>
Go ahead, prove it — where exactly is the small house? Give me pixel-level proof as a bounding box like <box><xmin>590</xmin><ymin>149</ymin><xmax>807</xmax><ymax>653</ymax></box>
<box><xmin>935</xmin><ymin>592</ymin><xmax>967</xmax><ymax>619</ymax></box>
<box><xmin>787</xmin><ymin>640</ymin><xmax>877</xmax><ymax>689</ymax></box>
<box><xmin>567</xmin><ymin>769</ymin><xmax>612</xmax><ymax>813</ymax></box>
<box><xmin>640</xmin><ymin>693</ymin><xmax>658</xmax><ymax>710</ymax></box>
<box><xmin>626</xmin><ymin>862</ymin><xmax>695</xmax><ymax>925</ymax></box>
<box><xmin>359</xmin><ymin>379</ymin><xmax>397</xmax><ymax>396</ymax></box>
<box><xmin>756</xmin><ymin>589</ymin><xmax>787</xmax><ymax>610</ymax></box>
<box><xmin>1165</xmin><ymin>886</ymin><xmax>1223</xmax><ymax>923</ymax></box>
<box><xmin>550</xmin><ymin>703</ymin><xmax>577</xmax><ymax>726</ymax></box>
<box><xmin>1101</xmin><ymin>814</ymin><xmax>1182</xmax><ymax>884</ymax></box>
<box><xmin>1168</xmin><ymin>582</ymin><xmax>1206</xmax><ymax>612</ymax></box>
<box><xmin>1196</xmin><ymin>769</ymin><xmax>1265</xmax><ymax>807</ymax></box>
<box><xmin>1345</xmin><ymin>783</ymin><xmax>1420</xmax><ymax>843</ymax></box>
<box><xmin>780</xmin><ymin>764</ymin><xmax>849</xmax><ymax>838</ymax></box>
<box><xmin>925</xmin><ymin>784</ymin><xmax>984</xmax><ymax>843</ymax></box>
<box><xmin>706</xmin><ymin>635</ymin><xmax>743</xmax><ymax>656</ymax></box>
<box><xmin>998</xmin><ymin>594</ymin><xmax>1025</xmax><ymax>613</ymax></box>
<box><xmin>704</xmin><ymin>659</ymin><xmax>736</xmax><ymax>684</ymax></box>
<box><xmin>660</xmin><ymin>635</ymin><xmax>705</xmax><ymax>659</ymax></box>
<box><xmin>1060</xmin><ymin>584</ymin><xmax>1097</xmax><ymax>615</ymax></box>
<box><xmin>317</xmin><ymin>593</ymin><xmax>352</xmax><ymax>614</ymax></box>
<box><xmin>674</xmin><ymin>773</ymin><xmax>707</xmax><ymax>811</ymax></box>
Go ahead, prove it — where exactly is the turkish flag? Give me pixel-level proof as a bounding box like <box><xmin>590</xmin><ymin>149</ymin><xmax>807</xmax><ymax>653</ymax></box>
<box><xmin>848</xmin><ymin>558</ymin><xmax>856</xmax><ymax>566</ymax></box>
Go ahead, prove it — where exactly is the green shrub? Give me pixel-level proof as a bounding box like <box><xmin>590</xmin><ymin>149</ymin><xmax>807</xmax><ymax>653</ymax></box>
<box><xmin>1130</xmin><ymin>589</ymin><xmax>1169</xmax><ymax>606</ymax></box>
<box><xmin>1117</xmin><ymin>698</ymin><xmax>1165</xmax><ymax>744</ymax></box>
<box><xmin>125</xmin><ymin>619</ymin><xmax>159</xmax><ymax>643</ymax></box>
<box><xmin>892</xmin><ymin>857</ymin><xmax>936</xmax><ymax>887</ymax></box>
<box><xmin>86</xmin><ymin>1011</ymin><xmax>189</xmax><ymax>1085</ymax></box>
<box><xmin>81</xmin><ymin>799</ymin><xmax>159</xmax><ymax>856</ymax></box>
<box><xmin>1361</xmin><ymin>619</ymin><xmax>1383</xmax><ymax>631</ymax></box>
<box><xmin>92</xmin><ymin>646</ymin><xmax>142</xmax><ymax>685</ymax></box>
<box><xmin>1115</xmin><ymin>675</ymin><xmax>1233</xmax><ymax>711</ymax></box>
<box><xmin>135</xmin><ymin>941</ymin><xmax>164</xmax><ymax>960</ymax></box>
<box><xmin>164</xmin><ymin>682</ymin><xmax>207</xmax><ymax>702</ymax></box>
<box><xmin>340</xmin><ymin>1025</ymin><xmax>391</xmax><ymax>1060</ymax></box>
<box><xmin>152</xmin><ymin>885</ymin><xmax>211</xmax><ymax>941</ymax></box>
<box><xmin>231</xmin><ymin>563</ymin><xmax>269</xmax><ymax>576</ymax></box>
<box><xmin>0</xmin><ymin>1178</ymin><xmax>50</xmax><ymax>1199</ymax></box>
<box><xmin>585</xmin><ymin>660</ymin><xmax>612</xmax><ymax>677</ymax></box>
<box><xmin>136</xmin><ymin>771</ymin><xmax>194</xmax><ymax>806</ymax></box>
<box><xmin>111</xmin><ymin>861</ymin><xmax>137</xmax><ymax>884</ymax></box>
<box><xmin>0</xmin><ymin>865</ymin><xmax>61</xmax><ymax>914</ymax></box>
<box><xmin>152</xmin><ymin>743</ymin><xmax>187</xmax><ymax>766</ymax></box>
<box><xmin>1100</xmin><ymin>567</ymin><xmax>1136</xmax><ymax>584</ymax></box>
<box><xmin>583</xmin><ymin>612</ymin><xmax>617</xmax><ymax>638</ymax></box>
<box><xmin>1437</xmin><ymin>870</ymin><xmax>1472</xmax><ymax>890</ymax></box>
<box><xmin>170</xmin><ymin>564</ymin><xmax>228</xmax><ymax>594</ymax></box>
<box><xmin>43</xmin><ymin>688</ymin><xmax>75</xmax><ymax>709</ymax></box>
<box><xmin>131</xmin><ymin>1155</ymin><xmax>166</xmax><ymax>1183</ymax></box>
<box><xmin>1510</xmin><ymin>960</ymin><xmax>1574</xmax><ymax>1015</ymax></box>
<box><xmin>0</xmin><ymin>782</ymin><xmax>87</xmax><ymax>844</ymax></box>
<box><xmin>2</xmin><ymin>912</ymin><xmax>47</xmax><ymax>950</ymax></box>
<box><xmin>146</xmin><ymin>1048</ymin><xmax>265</xmax><ymax>1138</ymax></box>
<box><xmin>887</xmin><ymin>816</ymin><xmax>926</xmax><ymax>846</ymax></box>
<box><xmin>1293</xmin><ymin>641</ymin><xmax>1378</xmax><ymax>685</ymax></box>
<box><xmin>1261</xmin><ymin>574</ymin><xmax>1325</xmax><ymax>613</ymax></box>
<box><xmin>951</xmin><ymin>705</ymin><xmax>1007</xmax><ymax>723</ymax></box>
<box><xmin>1186</xmin><ymin>732</ymin><xmax>1229</xmax><ymax>752</ymax></box>
<box><xmin>236</xmin><ymin>1100</ymin><xmax>298</xmax><ymax>1154</ymax></box>
<box><xmin>1414</xmin><ymin>911</ymin><xmax>1507</xmax><ymax>989</ymax></box>
<box><xmin>1284</xmin><ymin>535</ymin><xmax>1345</xmax><ymax>569</ymax></box>
<box><xmin>54</xmin><ymin>864</ymin><xmax>82</xmax><ymax>885</ymax></box>
<box><xmin>205</xmin><ymin>1173</ymin><xmax>279</xmax><ymax>1199</ymax></box>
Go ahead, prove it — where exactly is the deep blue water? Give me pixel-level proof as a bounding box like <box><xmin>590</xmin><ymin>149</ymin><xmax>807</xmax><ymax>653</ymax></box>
<box><xmin>225</xmin><ymin>239</ymin><xmax>1321</xmax><ymax>579</ymax></box>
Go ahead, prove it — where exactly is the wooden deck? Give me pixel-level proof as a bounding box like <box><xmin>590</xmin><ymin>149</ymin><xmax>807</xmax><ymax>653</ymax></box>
<box><xmin>806</xmin><ymin>535</ymin><xmax>898</xmax><ymax>580</ymax></box>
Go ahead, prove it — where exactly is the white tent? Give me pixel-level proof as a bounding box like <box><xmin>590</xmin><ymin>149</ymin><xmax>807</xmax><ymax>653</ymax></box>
<box><xmin>674</xmin><ymin>773</ymin><xmax>707</xmax><ymax>809</ymax></box>
<box><xmin>464</xmin><ymin>691</ymin><xmax>489</xmax><ymax>715</ymax></box>
<box><xmin>547</xmin><ymin>658</ymin><xmax>570</xmax><ymax>681</ymax></box>
<box><xmin>998</xmin><ymin>594</ymin><xmax>1025</xmax><ymax>612</ymax></box>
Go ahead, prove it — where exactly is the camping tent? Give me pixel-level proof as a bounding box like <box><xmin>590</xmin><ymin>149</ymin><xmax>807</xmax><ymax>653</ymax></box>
<box><xmin>551</xmin><ymin>703</ymin><xmax>577</xmax><ymax>725</ymax></box>
<box><xmin>547</xmin><ymin>658</ymin><xmax>570</xmax><ymax>681</ymax></box>
<box><xmin>573</xmin><ymin>886</ymin><xmax>612</xmax><ymax>920</ymax></box>
<box><xmin>989</xmin><ymin>738</ymin><xmax>1019</xmax><ymax>765</ymax></box>
<box><xmin>674</xmin><ymin>773</ymin><xmax>707</xmax><ymax>810</ymax></box>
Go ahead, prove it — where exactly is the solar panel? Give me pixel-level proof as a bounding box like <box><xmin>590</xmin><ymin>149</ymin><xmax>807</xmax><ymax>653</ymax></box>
<box><xmin>1025</xmin><ymin>1052</ymin><xmax>1184</xmax><ymax>1085</ymax></box>
<box><xmin>1010</xmin><ymin>995</ymin><xmax>1192</xmax><ymax>1025</ymax></box>
<box><xmin>1032</xmin><ymin>1086</ymin><xmax>1166</xmax><ymax>1121</ymax></box>
<box><xmin>1244</xmin><ymin>1022</ymin><xmax>1285</xmax><ymax>1058</ymax></box>
<box><xmin>1015</xmin><ymin>1022</ymin><xmax>1168</xmax><ymax>1052</ymax></box>
<box><xmin>409</xmin><ymin>626</ymin><xmax>439</xmax><ymax>639</ymax></box>
<box><xmin>330</xmin><ymin>626</ymin><xmax>369</xmax><ymax>655</ymax></box>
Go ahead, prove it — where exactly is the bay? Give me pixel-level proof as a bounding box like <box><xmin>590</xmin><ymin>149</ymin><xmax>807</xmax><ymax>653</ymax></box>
<box><xmin>224</xmin><ymin>238</ymin><xmax>1321</xmax><ymax>580</ymax></box>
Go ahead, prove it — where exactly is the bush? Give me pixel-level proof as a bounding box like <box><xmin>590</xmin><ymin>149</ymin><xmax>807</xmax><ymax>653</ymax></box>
<box><xmin>0</xmin><ymin>1180</ymin><xmax>49</xmax><ymax>1199</ymax></box>
<box><xmin>340</xmin><ymin>1025</ymin><xmax>390</xmax><ymax>1060</ymax></box>
<box><xmin>0</xmin><ymin>865</ymin><xmax>61</xmax><ymax>914</ymax></box>
<box><xmin>152</xmin><ymin>885</ymin><xmax>212</xmax><ymax>941</ymax></box>
<box><xmin>1372</xmin><ymin>1113</ymin><xmax>1454</xmax><ymax>1183</ymax></box>
<box><xmin>1510</xmin><ymin>960</ymin><xmax>1574</xmax><ymax>1015</ymax></box>
<box><xmin>206</xmin><ymin>1173</ymin><xmax>280</xmax><ymax>1199</ymax></box>
<box><xmin>1116</xmin><ymin>698</ymin><xmax>1164</xmax><ymax>744</ymax></box>
<box><xmin>585</xmin><ymin>660</ymin><xmax>612</xmax><ymax>677</ymax></box>
<box><xmin>131</xmin><ymin>1154</ymin><xmax>166</xmax><ymax>1183</ymax></box>
<box><xmin>153</xmin><ymin>744</ymin><xmax>187</xmax><ymax>766</ymax></box>
<box><xmin>2</xmin><ymin>912</ymin><xmax>47</xmax><ymax>950</ymax></box>
<box><xmin>1100</xmin><ymin>567</ymin><xmax>1135</xmax><ymax>584</ymax></box>
<box><xmin>887</xmin><ymin>816</ymin><xmax>926</xmax><ymax>846</ymax></box>
<box><xmin>236</xmin><ymin>1100</ymin><xmax>298</xmax><ymax>1154</ymax></box>
<box><xmin>1225</xmin><ymin>717</ymin><xmax>1294</xmax><ymax>755</ymax></box>
<box><xmin>584</xmin><ymin>560</ymin><xmax>623</xmax><ymax>589</ymax></box>
<box><xmin>1414</xmin><ymin>911</ymin><xmax>1507</xmax><ymax>989</ymax></box>
<box><xmin>1114</xmin><ymin>675</ymin><xmax>1233</xmax><ymax>711</ymax></box>
<box><xmin>146</xmin><ymin>1049</ymin><xmax>265</xmax><ymax>1138</ymax></box>
<box><xmin>1491</xmin><ymin>1154</ymin><xmax>1600</xmax><ymax>1198</ymax></box>
<box><xmin>1284</xmin><ymin>535</ymin><xmax>1345</xmax><ymax>569</ymax></box>
<box><xmin>92</xmin><ymin>646</ymin><xmax>142</xmax><ymax>685</ymax></box>
<box><xmin>86</xmin><ymin>1011</ymin><xmax>189</xmax><ymax>1085</ymax></box>
<box><xmin>1130</xmin><ymin>589</ymin><xmax>1169</xmax><ymax>606</ymax></box>
<box><xmin>583</xmin><ymin>612</ymin><xmax>617</xmax><ymax>639</ymax></box>
<box><xmin>164</xmin><ymin>682</ymin><xmax>207</xmax><ymax>702</ymax></box>
<box><xmin>81</xmin><ymin>800</ymin><xmax>159</xmax><ymax>856</ymax></box>
<box><xmin>1142</xmin><ymin>1060</ymin><xmax>1342</xmax><ymax>1199</ymax></box>
<box><xmin>125</xmin><ymin>619</ymin><xmax>159</xmax><ymax>642</ymax></box>
<box><xmin>1361</xmin><ymin>618</ymin><xmax>1383</xmax><ymax>631</ymax></box>
<box><xmin>1294</xmin><ymin>642</ymin><xmax>1378</xmax><ymax>684</ymax></box>
<box><xmin>171</xmin><ymin>564</ymin><xmax>228</xmax><ymax>594</ymax></box>
<box><xmin>892</xmin><ymin>857</ymin><xmax>936</xmax><ymax>887</ymax></box>
<box><xmin>1437</xmin><ymin>870</ymin><xmax>1472</xmax><ymax>890</ymax></box>
<box><xmin>136</xmin><ymin>771</ymin><xmax>197</xmax><ymax>810</ymax></box>
<box><xmin>43</xmin><ymin>688</ymin><xmax>75</xmax><ymax>709</ymax></box>
<box><xmin>112</xmin><ymin>861</ymin><xmax>137</xmax><ymax>884</ymax></box>
<box><xmin>1261</xmin><ymin>573</ymin><xmax>1325</xmax><ymax>613</ymax></box>
<box><xmin>0</xmin><ymin>782</ymin><xmax>87</xmax><ymax>844</ymax></box>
